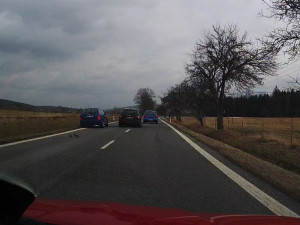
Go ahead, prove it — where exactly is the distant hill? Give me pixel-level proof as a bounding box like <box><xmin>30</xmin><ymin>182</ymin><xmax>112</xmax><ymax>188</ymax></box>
<box><xmin>36</xmin><ymin>105</ymin><xmax>80</xmax><ymax>113</ymax></box>
<box><xmin>0</xmin><ymin>99</ymin><xmax>36</xmax><ymax>111</ymax></box>
<box><xmin>0</xmin><ymin>99</ymin><xmax>137</xmax><ymax>114</ymax></box>
<box><xmin>105</xmin><ymin>105</ymin><xmax>138</xmax><ymax>113</ymax></box>
<box><xmin>0</xmin><ymin>99</ymin><xmax>80</xmax><ymax>113</ymax></box>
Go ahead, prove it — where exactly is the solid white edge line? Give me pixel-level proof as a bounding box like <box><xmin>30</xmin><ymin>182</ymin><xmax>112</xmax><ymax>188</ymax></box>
<box><xmin>0</xmin><ymin>128</ymin><xmax>86</xmax><ymax>148</ymax></box>
<box><xmin>125</xmin><ymin>129</ymin><xmax>131</xmax><ymax>133</ymax></box>
<box><xmin>160</xmin><ymin>119</ymin><xmax>299</xmax><ymax>218</ymax></box>
<box><xmin>100</xmin><ymin>140</ymin><xmax>115</xmax><ymax>150</ymax></box>
<box><xmin>0</xmin><ymin>121</ymin><xmax>119</xmax><ymax>148</ymax></box>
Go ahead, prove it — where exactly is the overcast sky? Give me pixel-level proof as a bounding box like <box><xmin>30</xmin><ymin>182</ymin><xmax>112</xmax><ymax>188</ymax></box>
<box><xmin>0</xmin><ymin>0</ymin><xmax>299</xmax><ymax>109</ymax></box>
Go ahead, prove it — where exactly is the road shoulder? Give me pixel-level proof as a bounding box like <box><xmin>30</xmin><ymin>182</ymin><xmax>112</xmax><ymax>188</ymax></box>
<box><xmin>160</xmin><ymin>118</ymin><xmax>300</xmax><ymax>215</ymax></box>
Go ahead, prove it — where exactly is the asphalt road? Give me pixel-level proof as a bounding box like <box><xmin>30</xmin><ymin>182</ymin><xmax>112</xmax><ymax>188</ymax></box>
<box><xmin>1</xmin><ymin>120</ymin><xmax>300</xmax><ymax>216</ymax></box>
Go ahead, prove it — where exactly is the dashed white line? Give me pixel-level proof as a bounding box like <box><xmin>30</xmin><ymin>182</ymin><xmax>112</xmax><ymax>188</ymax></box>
<box><xmin>100</xmin><ymin>140</ymin><xmax>115</xmax><ymax>150</ymax></box>
<box><xmin>125</xmin><ymin>129</ymin><xmax>131</xmax><ymax>133</ymax></box>
<box><xmin>160</xmin><ymin>119</ymin><xmax>299</xmax><ymax>218</ymax></box>
<box><xmin>0</xmin><ymin>121</ymin><xmax>119</xmax><ymax>148</ymax></box>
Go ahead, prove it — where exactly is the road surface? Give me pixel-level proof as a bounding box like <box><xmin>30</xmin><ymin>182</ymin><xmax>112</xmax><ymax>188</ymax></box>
<box><xmin>0</xmin><ymin>120</ymin><xmax>300</xmax><ymax>216</ymax></box>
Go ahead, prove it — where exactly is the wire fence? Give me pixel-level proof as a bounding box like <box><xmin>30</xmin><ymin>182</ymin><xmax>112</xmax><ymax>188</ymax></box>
<box><xmin>202</xmin><ymin>117</ymin><xmax>300</xmax><ymax>147</ymax></box>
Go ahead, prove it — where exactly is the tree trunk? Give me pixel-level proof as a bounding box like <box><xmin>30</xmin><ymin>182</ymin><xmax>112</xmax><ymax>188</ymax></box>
<box><xmin>217</xmin><ymin>78</ymin><xmax>225</xmax><ymax>130</ymax></box>
<box><xmin>197</xmin><ymin>110</ymin><xmax>204</xmax><ymax>126</ymax></box>
<box><xmin>217</xmin><ymin>105</ymin><xmax>224</xmax><ymax>129</ymax></box>
<box><xmin>199</xmin><ymin>116</ymin><xmax>204</xmax><ymax>126</ymax></box>
<box><xmin>178</xmin><ymin>111</ymin><xmax>182</xmax><ymax>122</ymax></box>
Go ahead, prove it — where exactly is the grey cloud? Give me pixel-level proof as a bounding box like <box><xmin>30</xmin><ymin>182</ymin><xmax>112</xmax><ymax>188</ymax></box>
<box><xmin>0</xmin><ymin>0</ymin><xmax>291</xmax><ymax>109</ymax></box>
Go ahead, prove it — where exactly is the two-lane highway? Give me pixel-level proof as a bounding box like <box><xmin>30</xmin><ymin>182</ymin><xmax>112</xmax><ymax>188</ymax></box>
<box><xmin>1</xmin><ymin>120</ymin><xmax>300</xmax><ymax>216</ymax></box>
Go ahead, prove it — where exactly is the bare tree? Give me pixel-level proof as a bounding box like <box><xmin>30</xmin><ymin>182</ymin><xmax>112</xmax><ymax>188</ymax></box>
<box><xmin>161</xmin><ymin>84</ymin><xmax>186</xmax><ymax>122</ymax></box>
<box><xmin>134</xmin><ymin>88</ymin><xmax>156</xmax><ymax>114</ymax></box>
<box><xmin>186</xmin><ymin>24</ymin><xmax>277</xmax><ymax>129</ymax></box>
<box><xmin>182</xmin><ymin>77</ymin><xmax>210</xmax><ymax>126</ymax></box>
<box><xmin>260</xmin><ymin>0</ymin><xmax>300</xmax><ymax>60</ymax></box>
<box><xmin>289</xmin><ymin>75</ymin><xmax>300</xmax><ymax>90</ymax></box>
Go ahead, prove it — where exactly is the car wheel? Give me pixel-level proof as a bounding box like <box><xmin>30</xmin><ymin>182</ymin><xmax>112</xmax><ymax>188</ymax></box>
<box><xmin>156</xmin><ymin>121</ymin><xmax>158</xmax><ymax>124</ymax></box>
<box><xmin>100</xmin><ymin>120</ymin><xmax>104</xmax><ymax>128</ymax></box>
<box><xmin>105</xmin><ymin>119</ymin><xmax>109</xmax><ymax>127</ymax></box>
<box><xmin>119</xmin><ymin>123</ymin><xmax>122</xmax><ymax>127</ymax></box>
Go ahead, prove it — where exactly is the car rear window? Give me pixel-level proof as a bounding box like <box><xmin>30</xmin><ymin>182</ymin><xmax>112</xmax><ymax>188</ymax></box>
<box><xmin>121</xmin><ymin>109</ymin><xmax>138</xmax><ymax>116</ymax></box>
<box><xmin>145</xmin><ymin>111</ymin><xmax>156</xmax><ymax>115</ymax></box>
<box><xmin>82</xmin><ymin>108</ymin><xmax>98</xmax><ymax>115</ymax></box>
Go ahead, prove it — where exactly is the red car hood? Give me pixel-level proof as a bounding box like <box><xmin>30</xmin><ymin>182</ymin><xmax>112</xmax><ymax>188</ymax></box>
<box><xmin>23</xmin><ymin>198</ymin><xmax>300</xmax><ymax>225</ymax></box>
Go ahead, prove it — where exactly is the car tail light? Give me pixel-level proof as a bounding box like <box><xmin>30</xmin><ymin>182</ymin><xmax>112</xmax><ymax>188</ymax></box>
<box><xmin>98</xmin><ymin>115</ymin><xmax>101</xmax><ymax>120</ymax></box>
<box><xmin>137</xmin><ymin>116</ymin><xmax>141</xmax><ymax>120</ymax></box>
<box><xmin>155</xmin><ymin>115</ymin><xmax>158</xmax><ymax>118</ymax></box>
<box><xmin>80</xmin><ymin>117</ymin><xmax>82</xmax><ymax>120</ymax></box>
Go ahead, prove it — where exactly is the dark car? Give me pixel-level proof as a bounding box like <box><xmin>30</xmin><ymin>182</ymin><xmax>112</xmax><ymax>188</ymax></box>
<box><xmin>143</xmin><ymin>110</ymin><xmax>158</xmax><ymax>124</ymax></box>
<box><xmin>80</xmin><ymin>108</ymin><xmax>108</xmax><ymax>128</ymax></box>
<box><xmin>119</xmin><ymin>108</ymin><xmax>141</xmax><ymax>127</ymax></box>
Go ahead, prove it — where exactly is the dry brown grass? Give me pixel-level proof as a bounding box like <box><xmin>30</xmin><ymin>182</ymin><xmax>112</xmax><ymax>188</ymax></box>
<box><xmin>165</xmin><ymin>119</ymin><xmax>300</xmax><ymax>201</ymax></box>
<box><xmin>0</xmin><ymin>110</ymin><xmax>119</xmax><ymax>144</ymax></box>
<box><xmin>173</xmin><ymin>117</ymin><xmax>300</xmax><ymax>174</ymax></box>
<box><xmin>205</xmin><ymin>117</ymin><xmax>300</xmax><ymax>146</ymax></box>
<box><xmin>0</xmin><ymin>110</ymin><xmax>73</xmax><ymax>118</ymax></box>
<box><xmin>0</xmin><ymin>111</ymin><xmax>80</xmax><ymax>144</ymax></box>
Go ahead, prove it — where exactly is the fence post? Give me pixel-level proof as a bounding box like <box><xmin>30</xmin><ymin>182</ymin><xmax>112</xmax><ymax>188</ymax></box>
<box><xmin>261</xmin><ymin>119</ymin><xmax>264</xmax><ymax>139</ymax></box>
<box><xmin>228</xmin><ymin>117</ymin><xmax>229</xmax><ymax>129</ymax></box>
<box><xmin>291</xmin><ymin>117</ymin><xmax>293</xmax><ymax>146</ymax></box>
<box><xmin>215</xmin><ymin>118</ymin><xmax>217</xmax><ymax>129</ymax></box>
<box><xmin>241</xmin><ymin>121</ymin><xmax>243</xmax><ymax>137</ymax></box>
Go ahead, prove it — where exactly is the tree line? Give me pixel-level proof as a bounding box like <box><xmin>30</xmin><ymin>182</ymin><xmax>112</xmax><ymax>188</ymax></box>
<box><xmin>224</xmin><ymin>88</ymin><xmax>300</xmax><ymax>117</ymax></box>
<box><xmin>160</xmin><ymin>23</ymin><xmax>277</xmax><ymax>128</ymax></box>
<box><xmin>134</xmin><ymin>1</ymin><xmax>300</xmax><ymax>127</ymax></box>
<box><xmin>158</xmin><ymin>0</ymin><xmax>300</xmax><ymax>129</ymax></box>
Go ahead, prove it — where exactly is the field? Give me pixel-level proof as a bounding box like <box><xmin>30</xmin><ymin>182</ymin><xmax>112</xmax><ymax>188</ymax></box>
<box><xmin>173</xmin><ymin>117</ymin><xmax>300</xmax><ymax>175</ymax></box>
<box><xmin>0</xmin><ymin>110</ymin><xmax>118</xmax><ymax>144</ymax></box>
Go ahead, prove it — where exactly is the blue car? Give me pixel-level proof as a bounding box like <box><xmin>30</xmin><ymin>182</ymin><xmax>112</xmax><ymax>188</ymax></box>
<box><xmin>143</xmin><ymin>110</ymin><xmax>158</xmax><ymax>124</ymax></box>
<box><xmin>80</xmin><ymin>108</ymin><xmax>108</xmax><ymax>128</ymax></box>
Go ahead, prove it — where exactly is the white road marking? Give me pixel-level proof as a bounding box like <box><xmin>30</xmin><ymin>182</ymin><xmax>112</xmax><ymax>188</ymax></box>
<box><xmin>100</xmin><ymin>140</ymin><xmax>115</xmax><ymax>150</ymax></box>
<box><xmin>0</xmin><ymin>121</ymin><xmax>119</xmax><ymax>148</ymax></box>
<box><xmin>0</xmin><ymin>128</ymin><xmax>86</xmax><ymax>148</ymax></box>
<box><xmin>160</xmin><ymin>119</ymin><xmax>299</xmax><ymax>218</ymax></box>
<box><xmin>125</xmin><ymin>129</ymin><xmax>131</xmax><ymax>133</ymax></box>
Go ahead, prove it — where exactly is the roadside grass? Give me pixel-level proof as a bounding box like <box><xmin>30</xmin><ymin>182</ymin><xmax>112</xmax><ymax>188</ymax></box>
<box><xmin>175</xmin><ymin>117</ymin><xmax>300</xmax><ymax>175</ymax></box>
<box><xmin>205</xmin><ymin>117</ymin><xmax>300</xmax><ymax>147</ymax></box>
<box><xmin>0</xmin><ymin>110</ymin><xmax>118</xmax><ymax>144</ymax></box>
<box><xmin>0</xmin><ymin>110</ymin><xmax>72</xmax><ymax>118</ymax></box>
<box><xmin>164</xmin><ymin>118</ymin><xmax>300</xmax><ymax>201</ymax></box>
<box><xmin>106</xmin><ymin>114</ymin><xmax>118</xmax><ymax>123</ymax></box>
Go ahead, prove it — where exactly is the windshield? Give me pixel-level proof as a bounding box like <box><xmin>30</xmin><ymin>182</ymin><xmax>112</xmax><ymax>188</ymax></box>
<box><xmin>145</xmin><ymin>111</ymin><xmax>156</xmax><ymax>115</ymax></box>
<box><xmin>82</xmin><ymin>108</ymin><xmax>98</xmax><ymax>115</ymax></box>
<box><xmin>1</xmin><ymin>1</ymin><xmax>300</xmax><ymax>224</ymax></box>
<box><xmin>121</xmin><ymin>109</ymin><xmax>138</xmax><ymax>116</ymax></box>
